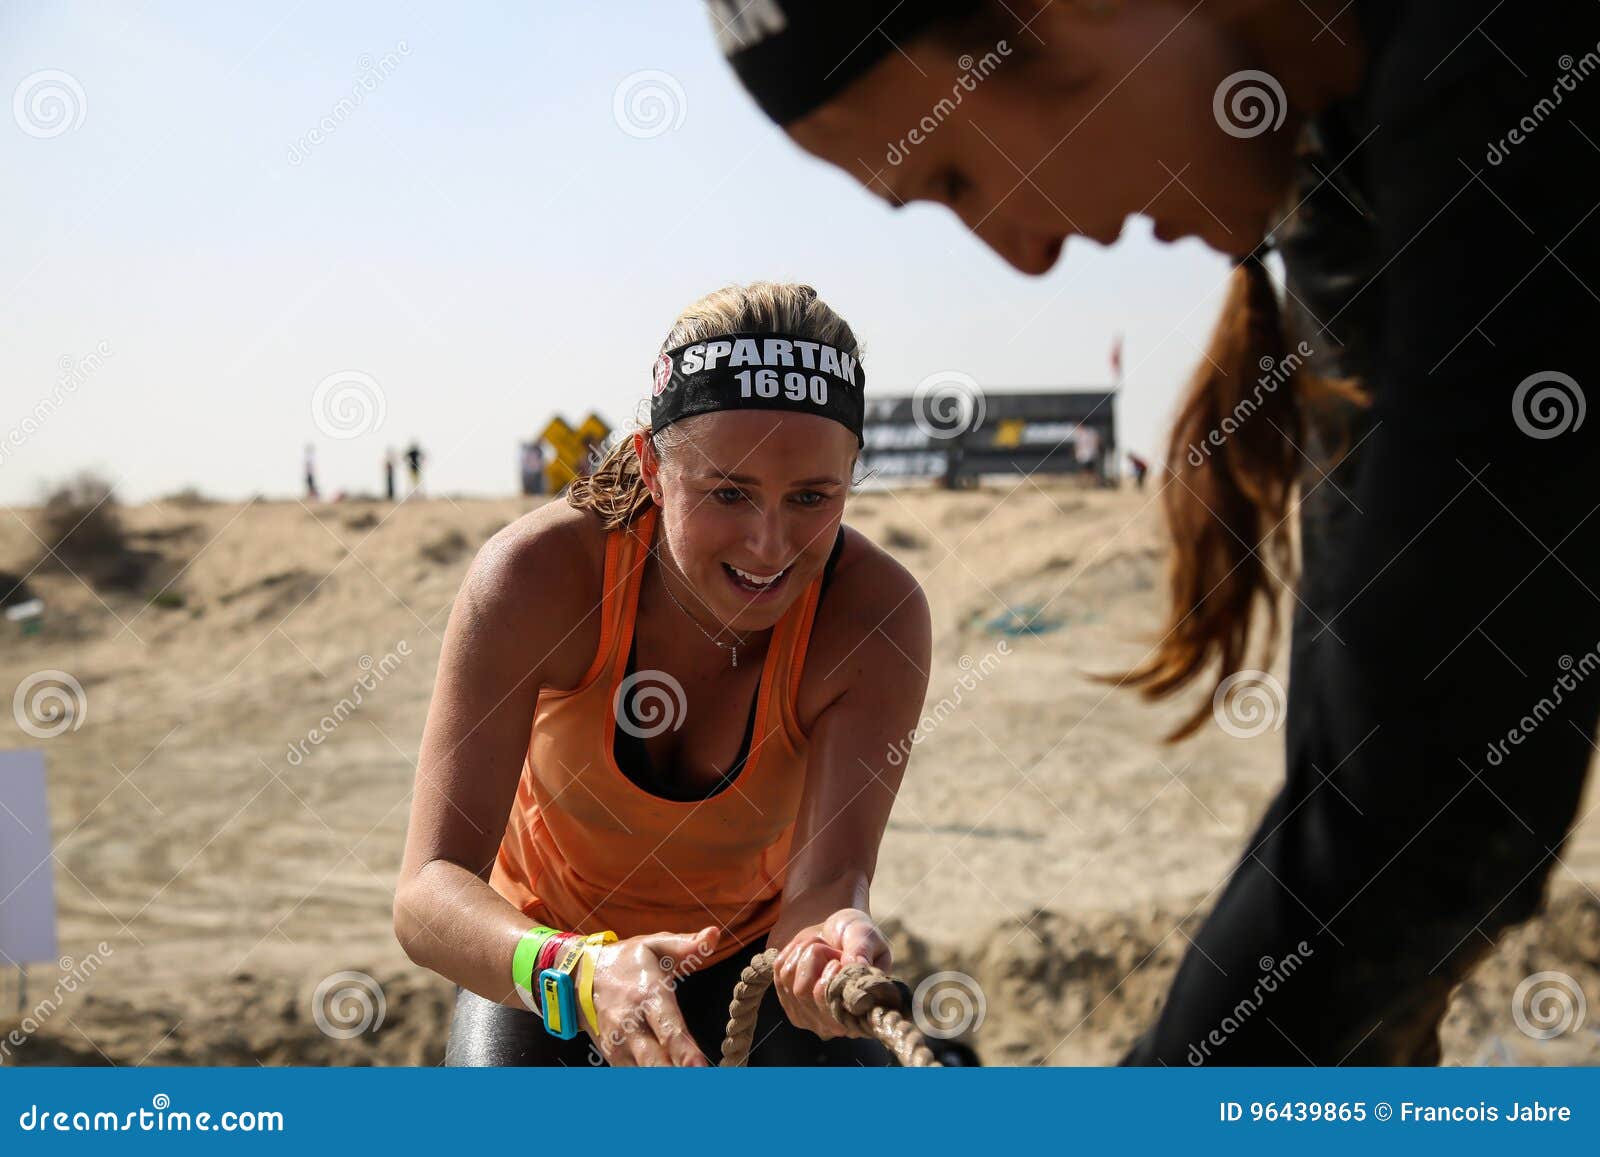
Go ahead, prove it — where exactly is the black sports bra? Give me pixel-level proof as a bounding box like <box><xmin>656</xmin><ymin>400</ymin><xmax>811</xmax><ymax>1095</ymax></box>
<box><xmin>615</xmin><ymin>528</ymin><xmax>846</xmax><ymax>802</ymax></box>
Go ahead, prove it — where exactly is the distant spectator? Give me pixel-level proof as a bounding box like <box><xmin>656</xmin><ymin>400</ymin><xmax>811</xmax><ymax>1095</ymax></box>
<box><xmin>385</xmin><ymin>447</ymin><xmax>397</xmax><ymax>502</ymax></box>
<box><xmin>1072</xmin><ymin>424</ymin><xmax>1101</xmax><ymax>485</ymax></box>
<box><xmin>1127</xmin><ymin>451</ymin><xmax>1149</xmax><ymax>491</ymax></box>
<box><xmin>304</xmin><ymin>443</ymin><xmax>319</xmax><ymax>501</ymax></box>
<box><xmin>404</xmin><ymin>441</ymin><xmax>425</xmax><ymax>498</ymax></box>
<box><xmin>520</xmin><ymin>442</ymin><xmax>545</xmax><ymax>496</ymax></box>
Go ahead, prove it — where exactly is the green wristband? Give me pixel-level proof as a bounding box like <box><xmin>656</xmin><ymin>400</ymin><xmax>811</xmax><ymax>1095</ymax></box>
<box><xmin>512</xmin><ymin>925</ymin><xmax>560</xmax><ymax>1011</ymax></box>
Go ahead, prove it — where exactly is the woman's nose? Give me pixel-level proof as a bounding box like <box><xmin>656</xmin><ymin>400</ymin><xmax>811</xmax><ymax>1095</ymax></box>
<box><xmin>744</xmin><ymin>513</ymin><xmax>793</xmax><ymax>570</ymax></box>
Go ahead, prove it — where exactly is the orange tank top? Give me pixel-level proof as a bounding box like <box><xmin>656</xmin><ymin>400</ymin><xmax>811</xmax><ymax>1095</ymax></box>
<box><xmin>489</xmin><ymin>505</ymin><xmax>823</xmax><ymax>966</ymax></box>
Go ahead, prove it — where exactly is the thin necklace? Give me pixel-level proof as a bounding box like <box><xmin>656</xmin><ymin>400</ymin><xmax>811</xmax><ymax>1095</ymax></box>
<box><xmin>650</xmin><ymin>546</ymin><xmax>750</xmax><ymax>668</ymax></box>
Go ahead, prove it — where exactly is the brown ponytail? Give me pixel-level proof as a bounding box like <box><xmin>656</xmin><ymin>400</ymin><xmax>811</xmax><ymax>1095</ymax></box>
<box><xmin>1114</xmin><ymin>256</ymin><xmax>1364</xmax><ymax>741</ymax></box>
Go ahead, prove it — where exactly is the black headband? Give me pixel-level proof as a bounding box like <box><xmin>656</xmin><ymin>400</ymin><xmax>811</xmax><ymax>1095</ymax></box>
<box><xmin>651</xmin><ymin>332</ymin><xmax>866</xmax><ymax>445</ymax></box>
<box><xmin>708</xmin><ymin>0</ymin><xmax>982</xmax><ymax>126</ymax></box>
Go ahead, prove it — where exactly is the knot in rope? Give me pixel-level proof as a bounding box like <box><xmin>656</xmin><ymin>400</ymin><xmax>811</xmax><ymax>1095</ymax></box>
<box><xmin>823</xmin><ymin>962</ymin><xmax>904</xmax><ymax>1035</ymax></box>
<box><xmin>719</xmin><ymin>948</ymin><xmax>941</xmax><ymax>1067</ymax></box>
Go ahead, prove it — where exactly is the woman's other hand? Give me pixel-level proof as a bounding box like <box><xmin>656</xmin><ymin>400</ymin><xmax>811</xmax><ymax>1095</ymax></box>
<box><xmin>585</xmin><ymin>925</ymin><xmax>720</xmax><ymax>1066</ymax></box>
<box><xmin>772</xmin><ymin>908</ymin><xmax>892</xmax><ymax>1039</ymax></box>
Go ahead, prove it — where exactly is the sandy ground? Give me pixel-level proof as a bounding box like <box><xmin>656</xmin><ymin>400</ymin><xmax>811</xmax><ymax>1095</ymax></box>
<box><xmin>1</xmin><ymin>483</ymin><xmax>1596</xmax><ymax>1066</ymax></box>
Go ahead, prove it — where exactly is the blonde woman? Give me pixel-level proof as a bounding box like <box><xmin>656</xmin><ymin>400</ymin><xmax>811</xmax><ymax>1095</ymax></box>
<box><xmin>395</xmin><ymin>283</ymin><xmax>933</xmax><ymax>1066</ymax></box>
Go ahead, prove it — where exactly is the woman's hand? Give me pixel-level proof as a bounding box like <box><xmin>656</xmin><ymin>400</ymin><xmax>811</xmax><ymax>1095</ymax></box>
<box><xmin>585</xmin><ymin>925</ymin><xmax>721</xmax><ymax>1067</ymax></box>
<box><xmin>772</xmin><ymin>908</ymin><xmax>892</xmax><ymax>1039</ymax></box>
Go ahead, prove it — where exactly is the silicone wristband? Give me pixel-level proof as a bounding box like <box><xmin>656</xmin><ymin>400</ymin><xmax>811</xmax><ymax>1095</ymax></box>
<box><xmin>523</xmin><ymin>925</ymin><xmax>560</xmax><ymax>961</ymax></box>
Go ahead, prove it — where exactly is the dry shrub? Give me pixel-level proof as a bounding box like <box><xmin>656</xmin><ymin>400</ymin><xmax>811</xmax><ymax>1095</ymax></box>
<box><xmin>418</xmin><ymin>529</ymin><xmax>469</xmax><ymax>565</ymax></box>
<box><xmin>34</xmin><ymin>472</ymin><xmax>152</xmax><ymax>591</ymax></box>
<box><xmin>161</xmin><ymin>486</ymin><xmax>211</xmax><ymax>508</ymax></box>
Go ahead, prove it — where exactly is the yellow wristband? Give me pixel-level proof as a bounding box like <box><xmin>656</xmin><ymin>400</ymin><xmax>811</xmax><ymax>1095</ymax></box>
<box><xmin>578</xmin><ymin>931</ymin><xmax>616</xmax><ymax>1036</ymax></box>
<box><xmin>551</xmin><ymin>938</ymin><xmax>586</xmax><ymax>977</ymax></box>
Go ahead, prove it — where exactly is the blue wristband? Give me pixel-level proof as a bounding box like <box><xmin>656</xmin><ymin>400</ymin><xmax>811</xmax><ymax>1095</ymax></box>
<box><xmin>538</xmin><ymin>940</ymin><xmax>586</xmax><ymax>1039</ymax></box>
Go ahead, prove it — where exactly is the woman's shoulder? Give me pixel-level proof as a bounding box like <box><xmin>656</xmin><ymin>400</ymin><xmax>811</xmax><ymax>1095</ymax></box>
<box><xmin>797</xmin><ymin>523</ymin><xmax>931</xmax><ymax>713</ymax></box>
<box><xmin>480</xmin><ymin>499</ymin><xmax>608</xmax><ymax>587</ymax></box>
<box><xmin>459</xmin><ymin>500</ymin><xmax>614</xmax><ymax>690</ymax></box>
<box><xmin>824</xmin><ymin>524</ymin><xmax>925</xmax><ymax>617</ymax></box>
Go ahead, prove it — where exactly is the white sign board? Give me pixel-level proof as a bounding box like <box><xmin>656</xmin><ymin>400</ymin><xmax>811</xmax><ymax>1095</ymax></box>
<box><xmin>0</xmin><ymin>748</ymin><xmax>58</xmax><ymax>965</ymax></box>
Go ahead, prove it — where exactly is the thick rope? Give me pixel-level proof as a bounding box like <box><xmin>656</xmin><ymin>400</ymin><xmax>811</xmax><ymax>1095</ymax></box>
<box><xmin>719</xmin><ymin>948</ymin><xmax>941</xmax><ymax>1067</ymax></box>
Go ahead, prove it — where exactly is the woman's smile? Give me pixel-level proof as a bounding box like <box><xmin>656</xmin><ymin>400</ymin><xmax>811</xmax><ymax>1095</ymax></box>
<box><xmin>723</xmin><ymin>560</ymin><xmax>793</xmax><ymax>600</ymax></box>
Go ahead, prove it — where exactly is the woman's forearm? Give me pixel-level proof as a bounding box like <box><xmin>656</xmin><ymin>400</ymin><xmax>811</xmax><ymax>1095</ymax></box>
<box><xmin>394</xmin><ymin>857</ymin><xmax>543</xmax><ymax>1009</ymax></box>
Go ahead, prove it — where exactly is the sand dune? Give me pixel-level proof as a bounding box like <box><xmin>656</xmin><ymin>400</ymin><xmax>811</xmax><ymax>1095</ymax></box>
<box><xmin>2</xmin><ymin>484</ymin><xmax>1595</xmax><ymax>1065</ymax></box>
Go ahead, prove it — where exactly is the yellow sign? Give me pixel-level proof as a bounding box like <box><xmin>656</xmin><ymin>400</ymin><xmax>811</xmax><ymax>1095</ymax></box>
<box><xmin>994</xmin><ymin>418</ymin><xmax>1026</xmax><ymax>448</ymax></box>
<box><xmin>539</xmin><ymin>412</ymin><xmax>612</xmax><ymax>492</ymax></box>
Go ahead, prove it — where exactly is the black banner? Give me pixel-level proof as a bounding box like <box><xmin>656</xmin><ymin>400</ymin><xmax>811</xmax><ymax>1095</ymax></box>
<box><xmin>860</xmin><ymin>389</ymin><xmax>1117</xmax><ymax>486</ymax></box>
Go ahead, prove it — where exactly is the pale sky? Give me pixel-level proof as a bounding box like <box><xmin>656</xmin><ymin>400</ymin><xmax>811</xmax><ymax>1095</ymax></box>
<box><xmin>1</xmin><ymin>1</ymin><xmax>1235</xmax><ymax>506</ymax></box>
